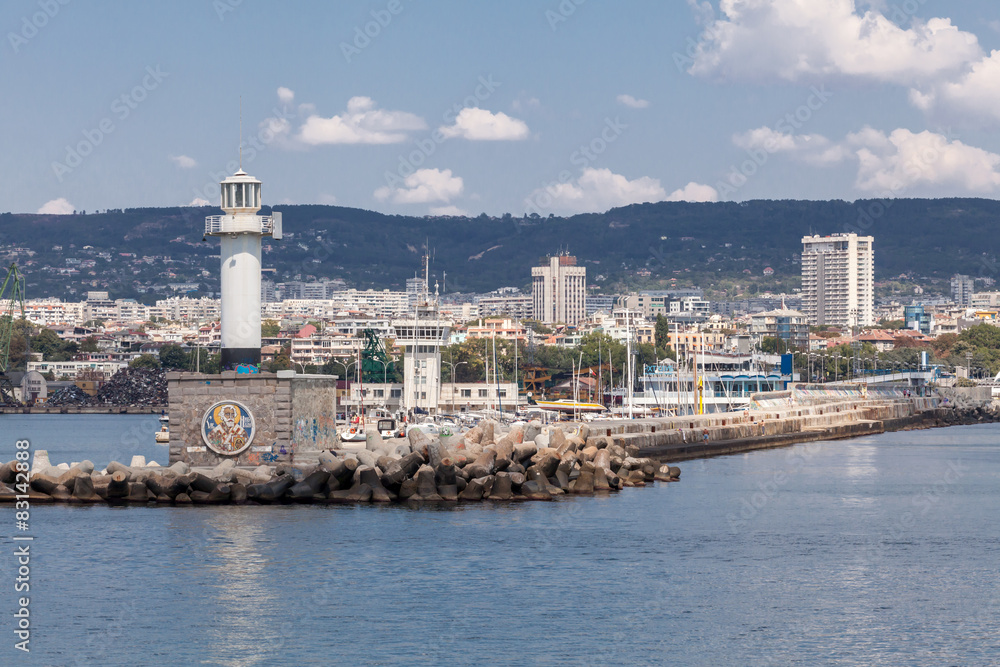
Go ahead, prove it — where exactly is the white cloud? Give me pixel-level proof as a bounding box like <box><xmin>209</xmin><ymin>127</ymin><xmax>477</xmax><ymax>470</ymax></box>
<box><xmin>297</xmin><ymin>96</ymin><xmax>426</xmax><ymax>145</ymax></box>
<box><xmin>186</xmin><ymin>197</ymin><xmax>211</xmax><ymax>207</ymax></box>
<box><xmin>37</xmin><ymin>198</ymin><xmax>74</xmax><ymax>214</ymax></box>
<box><xmin>909</xmin><ymin>50</ymin><xmax>1000</xmax><ymax>124</ymax></box>
<box><xmin>277</xmin><ymin>86</ymin><xmax>295</xmax><ymax>104</ymax></box>
<box><xmin>847</xmin><ymin>127</ymin><xmax>1000</xmax><ymax>193</ymax></box>
<box><xmin>511</xmin><ymin>93</ymin><xmax>540</xmax><ymax>113</ymax></box>
<box><xmin>429</xmin><ymin>205</ymin><xmax>469</xmax><ymax>216</ymax></box>
<box><xmin>438</xmin><ymin>108</ymin><xmax>529</xmax><ymax>141</ymax></box>
<box><xmin>732</xmin><ymin>123</ymin><xmax>1000</xmax><ymax>194</ymax></box>
<box><xmin>666</xmin><ymin>182</ymin><xmax>719</xmax><ymax>202</ymax></box>
<box><xmin>688</xmin><ymin>0</ymin><xmax>982</xmax><ymax>86</ymax></box>
<box><xmin>374</xmin><ymin>168</ymin><xmax>464</xmax><ymax>204</ymax></box>
<box><xmin>317</xmin><ymin>193</ymin><xmax>337</xmax><ymax>205</ymax></box>
<box><xmin>531</xmin><ymin>168</ymin><xmax>666</xmax><ymax>213</ymax></box>
<box><xmin>169</xmin><ymin>154</ymin><xmax>197</xmax><ymax>169</ymax></box>
<box><xmin>617</xmin><ymin>94</ymin><xmax>650</xmax><ymax>109</ymax></box>
<box><xmin>734</xmin><ymin>126</ymin><xmax>849</xmax><ymax>164</ymax></box>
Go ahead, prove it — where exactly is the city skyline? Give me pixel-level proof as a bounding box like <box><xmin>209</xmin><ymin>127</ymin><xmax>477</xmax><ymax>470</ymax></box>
<box><xmin>4</xmin><ymin>1</ymin><xmax>1000</xmax><ymax>218</ymax></box>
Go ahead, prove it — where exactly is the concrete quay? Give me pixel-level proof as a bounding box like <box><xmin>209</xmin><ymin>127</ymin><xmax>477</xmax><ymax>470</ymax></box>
<box><xmin>584</xmin><ymin>388</ymin><xmax>980</xmax><ymax>463</ymax></box>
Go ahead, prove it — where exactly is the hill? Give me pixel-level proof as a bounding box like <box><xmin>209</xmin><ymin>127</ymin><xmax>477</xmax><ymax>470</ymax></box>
<box><xmin>1</xmin><ymin>198</ymin><xmax>997</xmax><ymax>302</ymax></box>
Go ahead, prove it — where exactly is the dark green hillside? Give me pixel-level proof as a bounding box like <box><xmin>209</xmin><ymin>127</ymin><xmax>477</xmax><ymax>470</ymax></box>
<box><xmin>1</xmin><ymin>198</ymin><xmax>996</xmax><ymax>301</ymax></box>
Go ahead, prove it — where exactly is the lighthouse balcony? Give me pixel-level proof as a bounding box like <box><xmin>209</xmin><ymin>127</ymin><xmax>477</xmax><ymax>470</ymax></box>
<box><xmin>205</xmin><ymin>215</ymin><xmax>275</xmax><ymax>236</ymax></box>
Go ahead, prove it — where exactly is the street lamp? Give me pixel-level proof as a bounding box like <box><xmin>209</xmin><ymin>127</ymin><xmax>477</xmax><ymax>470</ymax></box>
<box><xmin>442</xmin><ymin>360</ymin><xmax>468</xmax><ymax>413</ymax></box>
<box><xmin>329</xmin><ymin>358</ymin><xmax>359</xmax><ymax>417</ymax></box>
<box><xmin>966</xmin><ymin>351</ymin><xmax>974</xmax><ymax>380</ymax></box>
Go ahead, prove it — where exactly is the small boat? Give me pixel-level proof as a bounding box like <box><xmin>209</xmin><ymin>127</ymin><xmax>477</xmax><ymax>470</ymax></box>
<box><xmin>340</xmin><ymin>424</ymin><xmax>366</xmax><ymax>443</ymax></box>
<box><xmin>155</xmin><ymin>414</ymin><xmax>169</xmax><ymax>443</ymax></box>
<box><xmin>530</xmin><ymin>399</ymin><xmax>609</xmax><ymax>414</ymax></box>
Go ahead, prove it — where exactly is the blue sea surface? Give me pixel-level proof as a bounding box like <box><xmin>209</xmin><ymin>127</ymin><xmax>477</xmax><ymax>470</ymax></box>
<box><xmin>2</xmin><ymin>419</ymin><xmax>1000</xmax><ymax>666</ymax></box>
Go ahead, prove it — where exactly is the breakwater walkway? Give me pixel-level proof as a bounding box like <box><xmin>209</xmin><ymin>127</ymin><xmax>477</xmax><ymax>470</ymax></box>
<box><xmin>586</xmin><ymin>385</ymin><xmax>990</xmax><ymax>463</ymax></box>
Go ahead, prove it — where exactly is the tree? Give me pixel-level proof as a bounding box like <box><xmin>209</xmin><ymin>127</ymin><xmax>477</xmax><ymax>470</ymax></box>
<box><xmin>79</xmin><ymin>336</ymin><xmax>100</xmax><ymax>352</ymax></box>
<box><xmin>261</xmin><ymin>319</ymin><xmax>280</xmax><ymax>337</ymax></box>
<box><xmin>158</xmin><ymin>343</ymin><xmax>189</xmax><ymax>370</ymax></box>
<box><xmin>129</xmin><ymin>354</ymin><xmax>161</xmax><ymax>369</ymax></box>
<box><xmin>31</xmin><ymin>328</ymin><xmax>77</xmax><ymax>362</ymax></box>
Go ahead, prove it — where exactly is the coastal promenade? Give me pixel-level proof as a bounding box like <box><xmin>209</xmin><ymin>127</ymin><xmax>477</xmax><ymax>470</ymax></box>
<box><xmin>586</xmin><ymin>385</ymin><xmax>990</xmax><ymax>463</ymax></box>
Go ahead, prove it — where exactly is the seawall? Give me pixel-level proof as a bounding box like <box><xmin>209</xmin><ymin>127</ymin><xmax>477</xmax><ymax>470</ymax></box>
<box><xmin>584</xmin><ymin>388</ymin><xmax>988</xmax><ymax>463</ymax></box>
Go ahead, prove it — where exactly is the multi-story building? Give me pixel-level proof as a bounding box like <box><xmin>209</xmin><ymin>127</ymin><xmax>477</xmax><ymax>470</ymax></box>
<box><xmin>903</xmin><ymin>305</ymin><xmax>932</xmax><ymax>335</ymax></box>
<box><xmin>800</xmin><ymin>233</ymin><xmax>874</xmax><ymax>328</ymax></box>
<box><xmin>531</xmin><ymin>254</ymin><xmax>586</xmax><ymax>325</ymax></box>
<box><xmin>749</xmin><ymin>308</ymin><xmax>810</xmax><ymax>351</ymax></box>
<box><xmin>951</xmin><ymin>274</ymin><xmax>975</xmax><ymax>306</ymax></box>
<box><xmin>477</xmin><ymin>291</ymin><xmax>533</xmax><ymax>320</ymax></box>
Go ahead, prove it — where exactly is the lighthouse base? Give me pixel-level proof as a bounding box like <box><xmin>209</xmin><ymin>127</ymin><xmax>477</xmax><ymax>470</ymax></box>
<box><xmin>222</xmin><ymin>347</ymin><xmax>261</xmax><ymax>370</ymax></box>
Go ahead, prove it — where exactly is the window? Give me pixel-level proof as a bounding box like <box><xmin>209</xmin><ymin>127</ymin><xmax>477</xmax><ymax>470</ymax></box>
<box><xmin>460</xmin><ymin>389</ymin><xmax>471</xmax><ymax>398</ymax></box>
<box><xmin>478</xmin><ymin>389</ymin><xmax>488</xmax><ymax>398</ymax></box>
<box><xmin>420</xmin><ymin>392</ymin><xmax>426</xmax><ymax>399</ymax></box>
<box><xmin>499</xmin><ymin>389</ymin><xmax>507</xmax><ymax>397</ymax></box>
<box><xmin>390</xmin><ymin>389</ymin><xmax>401</xmax><ymax>398</ymax></box>
<box><xmin>374</xmin><ymin>389</ymin><xmax>384</xmax><ymax>398</ymax></box>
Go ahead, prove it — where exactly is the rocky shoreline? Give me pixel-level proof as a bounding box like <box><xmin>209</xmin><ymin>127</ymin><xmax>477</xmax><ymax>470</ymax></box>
<box><xmin>1</xmin><ymin>421</ymin><xmax>680</xmax><ymax>506</ymax></box>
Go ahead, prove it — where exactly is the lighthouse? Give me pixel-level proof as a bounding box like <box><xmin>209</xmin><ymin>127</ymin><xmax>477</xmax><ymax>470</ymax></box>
<box><xmin>205</xmin><ymin>169</ymin><xmax>282</xmax><ymax>369</ymax></box>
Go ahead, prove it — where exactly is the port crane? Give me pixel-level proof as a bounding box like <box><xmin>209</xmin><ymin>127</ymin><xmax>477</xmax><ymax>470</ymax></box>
<box><xmin>0</xmin><ymin>263</ymin><xmax>27</xmax><ymax>405</ymax></box>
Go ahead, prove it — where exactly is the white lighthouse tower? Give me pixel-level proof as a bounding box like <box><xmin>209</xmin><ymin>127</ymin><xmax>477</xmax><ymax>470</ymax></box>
<box><xmin>205</xmin><ymin>169</ymin><xmax>282</xmax><ymax>369</ymax></box>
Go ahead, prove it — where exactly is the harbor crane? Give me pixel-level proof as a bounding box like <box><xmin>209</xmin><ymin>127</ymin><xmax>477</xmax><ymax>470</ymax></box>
<box><xmin>0</xmin><ymin>263</ymin><xmax>27</xmax><ymax>405</ymax></box>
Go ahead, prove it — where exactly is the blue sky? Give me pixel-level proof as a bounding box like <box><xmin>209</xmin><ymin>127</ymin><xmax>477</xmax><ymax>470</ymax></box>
<box><xmin>4</xmin><ymin>0</ymin><xmax>1000</xmax><ymax>217</ymax></box>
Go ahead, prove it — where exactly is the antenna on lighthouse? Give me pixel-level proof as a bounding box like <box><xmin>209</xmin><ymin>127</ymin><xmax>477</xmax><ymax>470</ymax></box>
<box><xmin>238</xmin><ymin>96</ymin><xmax>243</xmax><ymax>170</ymax></box>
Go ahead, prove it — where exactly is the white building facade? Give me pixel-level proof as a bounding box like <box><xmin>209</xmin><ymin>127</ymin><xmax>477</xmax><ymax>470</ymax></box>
<box><xmin>531</xmin><ymin>255</ymin><xmax>586</xmax><ymax>325</ymax></box>
<box><xmin>800</xmin><ymin>233</ymin><xmax>874</xmax><ymax>328</ymax></box>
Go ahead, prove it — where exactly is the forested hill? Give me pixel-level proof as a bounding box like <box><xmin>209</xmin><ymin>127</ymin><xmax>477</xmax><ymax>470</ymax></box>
<box><xmin>1</xmin><ymin>198</ymin><xmax>997</xmax><ymax>301</ymax></box>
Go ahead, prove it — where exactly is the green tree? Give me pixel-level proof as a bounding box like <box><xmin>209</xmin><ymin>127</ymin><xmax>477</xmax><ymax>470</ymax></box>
<box><xmin>261</xmin><ymin>319</ymin><xmax>281</xmax><ymax>337</ymax></box>
<box><xmin>158</xmin><ymin>343</ymin><xmax>189</xmax><ymax>370</ymax></box>
<box><xmin>129</xmin><ymin>353</ymin><xmax>161</xmax><ymax>369</ymax></box>
<box><xmin>79</xmin><ymin>336</ymin><xmax>100</xmax><ymax>352</ymax></box>
<box><xmin>31</xmin><ymin>328</ymin><xmax>77</xmax><ymax>361</ymax></box>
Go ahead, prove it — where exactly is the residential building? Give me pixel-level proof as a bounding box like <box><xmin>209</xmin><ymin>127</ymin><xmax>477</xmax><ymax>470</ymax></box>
<box><xmin>951</xmin><ymin>274</ymin><xmax>974</xmax><ymax>306</ymax></box>
<box><xmin>800</xmin><ymin>233</ymin><xmax>874</xmax><ymax>328</ymax></box>
<box><xmin>749</xmin><ymin>308</ymin><xmax>810</xmax><ymax>350</ymax></box>
<box><xmin>532</xmin><ymin>254</ymin><xmax>586</xmax><ymax>325</ymax></box>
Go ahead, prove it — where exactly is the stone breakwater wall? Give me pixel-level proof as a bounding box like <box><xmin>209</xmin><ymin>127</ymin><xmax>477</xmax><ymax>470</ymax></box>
<box><xmin>1</xmin><ymin>421</ymin><xmax>679</xmax><ymax>506</ymax></box>
<box><xmin>584</xmin><ymin>396</ymin><xmax>956</xmax><ymax>462</ymax></box>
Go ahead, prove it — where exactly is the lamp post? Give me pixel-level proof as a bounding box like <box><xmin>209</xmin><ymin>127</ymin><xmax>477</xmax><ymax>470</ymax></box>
<box><xmin>442</xmin><ymin>360</ymin><xmax>467</xmax><ymax>413</ymax></box>
<box><xmin>330</xmin><ymin>358</ymin><xmax>358</xmax><ymax>417</ymax></box>
<box><xmin>966</xmin><ymin>351</ymin><xmax>974</xmax><ymax>380</ymax></box>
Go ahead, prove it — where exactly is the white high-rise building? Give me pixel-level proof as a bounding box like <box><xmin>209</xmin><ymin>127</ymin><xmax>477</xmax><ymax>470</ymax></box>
<box><xmin>800</xmin><ymin>233</ymin><xmax>874</xmax><ymax>328</ymax></box>
<box><xmin>531</xmin><ymin>255</ymin><xmax>586</xmax><ymax>325</ymax></box>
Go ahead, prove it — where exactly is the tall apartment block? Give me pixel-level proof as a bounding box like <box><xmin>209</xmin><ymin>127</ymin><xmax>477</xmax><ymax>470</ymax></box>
<box><xmin>800</xmin><ymin>233</ymin><xmax>874</xmax><ymax>328</ymax></box>
<box><xmin>531</xmin><ymin>255</ymin><xmax>586</xmax><ymax>325</ymax></box>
